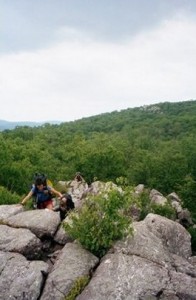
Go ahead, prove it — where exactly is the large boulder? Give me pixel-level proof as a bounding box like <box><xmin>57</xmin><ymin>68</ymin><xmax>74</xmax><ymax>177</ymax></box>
<box><xmin>113</xmin><ymin>221</ymin><xmax>173</xmax><ymax>267</ymax></box>
<box><xmin>0</xmin><ymin>204</ymin><xmax>24</xmax><ymax>222</ymax></box>
<box><xmin>0</xmin><ymin>225</ymin><xmax>42</xmax><ymax>259</ymax></box>
<box><xmin>0</xmin><ymin>251</ymin><xmax>49</xmax><ymax>300</ymax></box>
<box><xmin>144</xmin><ymin>213</ymin><xmax>192</xmax><ymax>258</ymax></box>
<box><xmin>77</xmin><ymin>253</ymin><xmax>170</xmax><ymax>300</ymax></box>
<box><xmin>41</xmin><ymin>242</ymin><xmax>99</xmax><ymax>300</ymax></box>
<box><xmin>6</xmin><ymin>209</ymin><xmax>61</xmax><ymax>238</ymax></box>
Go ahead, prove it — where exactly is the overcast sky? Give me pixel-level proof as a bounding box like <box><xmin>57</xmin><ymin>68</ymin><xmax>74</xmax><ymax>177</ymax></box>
<box><xmin>0</xmin><ymin>0</ymin><xmax>196</xmax><ymax>122</ymax></box>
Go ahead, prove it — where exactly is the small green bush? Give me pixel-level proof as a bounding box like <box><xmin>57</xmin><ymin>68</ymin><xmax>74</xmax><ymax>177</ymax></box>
<box><xmin>130</xmin><ymin>190</ymin><xmax>176</xmax><ymax>221</ymax></box>
<box><xmin>0</xmin><ymin>186</ymin><xmax>20</xmax><ymax>205</ymax></box>
<box><xmin>150</xmin><ymin>202</ymin><xmax>176</xmax><ymax>219</ymax></box>
<box><xmin>64</xmin><ymin>275</ymin><xmax>90</xmax><ymax>300</ymax></box>
<box><xmin>116</xmin><ymin>181</ymin><xmax>151</xmax><ymax>221</ymax></box>
<box><xmin>137</xmin><ymin>191</ymin><xmax>151</xmax><ymax>220</ymax></box>
<box><xmin>63</xmin><ymin>190</ymin><xmax>133</xmax><ymax>257</ymax></box>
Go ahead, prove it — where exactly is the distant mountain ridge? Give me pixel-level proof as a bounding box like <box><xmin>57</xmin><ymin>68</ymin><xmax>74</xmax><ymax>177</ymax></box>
<box><xmin>0</xmin><ymin>120</ymin><xmax>61</xmax><ymax>131</ymax></box>
<box><xmin>1</xmin><ymin>100</ymin><xmax>196</xmax><ymax>132</ymax></box>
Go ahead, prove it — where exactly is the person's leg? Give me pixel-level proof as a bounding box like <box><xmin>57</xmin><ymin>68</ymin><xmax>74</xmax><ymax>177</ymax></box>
<box><xmin>46</xmin><ymin>202</ymin><xmax>53</xmax><ymax>210</ymax></box>
<box><xmin>44</xmin><ymin>199</ymin><xmax>53</xmax><ymax>210</ymax></box>
<box><xmin>37</xmin><ymin>203</ymin><xmax>43</xmax><ymax>209</ymax></box>
<box><xmin>60</xmin><ymin>209</ymin><xmax>67</xmax><ymax>221</ymax></box>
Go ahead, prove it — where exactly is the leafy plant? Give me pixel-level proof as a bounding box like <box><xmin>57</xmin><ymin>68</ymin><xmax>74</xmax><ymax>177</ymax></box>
<box><xmin>177</xmin><ymin>175</ymin><xmax>196</xmax><ymax>222</ymax></box>
<box><xmin>0</xmin><ymin>186</ymin><xmax>20</xmax><ymax>205</ymax></box>
<box><xmin>150</xmin><ymin>202</ymin><xmax>176</xmax><ymax>219</ymax></box>
<box><xmin>64</xmin><ymin>275</ymin><xmax>90</xmax><ymax>300</ymax></box>
<box><xmin>63</xmin><ymin>190</ymin><xmax>133</xmax><ymax>257</ymax></box>
<box><xmin>137</xmin><ymin>191</ymin><xmax>151</xmax><ymax>220</ymax></box>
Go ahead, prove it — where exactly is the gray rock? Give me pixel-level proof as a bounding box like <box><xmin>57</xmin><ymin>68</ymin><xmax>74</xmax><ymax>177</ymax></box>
<box><xmin>171</xmin><ymin>200</ymin><xmax>182</xmax><ymax>214</ymax></box>
<box><xmin>68</xmin><ymin>180</ymin><xmax>88</xmax><ymax>197</ymax></box>
<box><xmin>0</xmin><ymin>204</ymin><xmax>24</xmax><ymax>222</ymax></box>
<box><xmin>150</xmin><ymin>189</ymin><xmax>168</xmax><ymax>206</ymax></box>
<box><xmin>0</xmin><ymin>251</ymin><xmax>49</xmax><ymax>300</ymax></box>
<box><xmin>54</xmin><ymin>224</ymin><xmax>73</xmax><ymax>245</ymax></box>
<box><xmin>84</xmin><ymin>214</ymin><xmax>195</xmax><ymax>300</ymax></box>
<box><xmin>41</xmin><ymin>242</ymin><xmax>99</xmax><ymax>300</ymax></box>
<box><xmin>189</xmin><ymin>256</ymin><xmax>196</xmax><ymax>266</ymax></box>
<box><xmin>167</xmin><ymin>192</ymin><xmax>182</xmax><ymax>203</ymax></box>
<box><xmin>88</xmin><ymin>181</ymin><xmax>122</xmax><ymax>196</ymax></box>
<box><xmin>166</xmin><ymin>270</ymin><xmax>196</xmax><ymax>299</ymax></box>
<box><xmin>0</xmin><ymin>225</ymin><xmax>42</xmax><ymax>259</ymax></box>
<box><xmin>57</xmin><ymin>180</ymin><xmax>88</xmax><ymax>208</ymax></box>
<box><xmin>77</xmin><ymin>253</ymin><xmax>170</xmax><ymax>300</ymax></box>
<box><xmin>178</xmin><ymin>208</ymin><xmax>193</xmax><ymax>228</ymax></box>
<box><xmin>0</xmin><ymin>201</ymin><xmax>195</xmax><ymax>300</ymax></box>
<box><xmin>113</xmin><ymin>221</ymin><xmax>173</xmax><ymax>268</ymax></box>
<box><xmin>6</xmin><ymin>209</ymin><xmax>61</xmax><ymax>238</ymax></box>
<box><xmin>77</xmin><ymin>252</ymin><xmax>196</xmax><ymax>300</ymax></box>
<box><xmin>171</xmin><ymin>253</ymin><xmax>196</xmax><ymax>277</ymax></box>
<box><xmin>144</xmin><ymin>213</ymin><xmax>192</xmax><ymax>258</ymax></box>
<box><xmin>134</xmin><ymin>184</ymin><xmax>145</xmax><ymax>194</ymax></box>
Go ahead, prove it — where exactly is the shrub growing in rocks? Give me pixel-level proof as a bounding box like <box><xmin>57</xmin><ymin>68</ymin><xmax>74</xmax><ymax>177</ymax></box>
<box><xmin>63</xmin><ymin>190</ymin><xmax>133</xmax><ymax>257</ymax></box>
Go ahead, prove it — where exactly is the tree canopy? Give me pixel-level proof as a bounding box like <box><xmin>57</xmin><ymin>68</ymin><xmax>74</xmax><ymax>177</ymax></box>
<box><xmin>1</xmin><ymin>100</ymin><xmax>196</xmax><ymax>219</ymax></box>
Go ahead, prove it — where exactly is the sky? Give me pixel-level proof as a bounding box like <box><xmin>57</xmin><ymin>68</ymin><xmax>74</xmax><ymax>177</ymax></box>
<box><xmin>0</xmin><ymin>0</ymin><xmax>196</xmax><ymax>122</ymax></box>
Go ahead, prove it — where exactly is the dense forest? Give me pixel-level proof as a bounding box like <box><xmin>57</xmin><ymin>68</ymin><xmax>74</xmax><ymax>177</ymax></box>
<box><xmin>1</xmin><ymin>100</ymin><xmax>196</xmax><ymax>221</ymax></box>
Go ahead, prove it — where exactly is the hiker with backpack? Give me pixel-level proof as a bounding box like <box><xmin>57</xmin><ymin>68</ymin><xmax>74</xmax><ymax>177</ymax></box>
<box><xmin>53</xmin><ymin>192</ymin><xmax>75</xmax><ymax>220</ymax></box>
<box><xmin>74</xmin><ymin>172</ymin><xmax>85</xmax><ymax>182</ymax></box>
<box><xmin>20</xmin><ymin>174</ymin><xmax>62</xmax><ymax>210</ymax></box>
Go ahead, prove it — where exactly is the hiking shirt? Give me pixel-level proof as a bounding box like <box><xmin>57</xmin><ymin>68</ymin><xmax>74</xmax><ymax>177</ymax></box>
<box><xmin>31</xmin><ymin>185</ymin><xmax>52</xmax><ymax>203</ymax></box>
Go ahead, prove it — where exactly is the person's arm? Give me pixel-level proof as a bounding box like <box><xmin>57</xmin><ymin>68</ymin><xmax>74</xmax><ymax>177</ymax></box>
<box><xmin>50</xmin><ymin>187</ymin><xmax>62</xmax><ymax>198</ymax></box>
<box><xmin>21</xmin><ymin>190</ymin><xmax>33</xmax><ymax>205</ymax></box>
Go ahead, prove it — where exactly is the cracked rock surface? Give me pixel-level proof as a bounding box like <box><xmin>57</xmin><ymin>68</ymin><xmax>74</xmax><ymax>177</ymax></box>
<box><xmin>0</xmin><ymin>204</ymin><xmax>195</xmax><ymax>300</ymax></box>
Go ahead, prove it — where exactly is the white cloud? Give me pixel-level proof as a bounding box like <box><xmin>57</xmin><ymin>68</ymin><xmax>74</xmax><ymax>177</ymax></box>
<box><xmin>0</xmin><ymin>13</ymin><xmax>196</xmax><ymax>122</ymax></box>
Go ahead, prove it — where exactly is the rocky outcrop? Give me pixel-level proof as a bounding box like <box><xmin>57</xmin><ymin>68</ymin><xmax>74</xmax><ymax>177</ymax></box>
<box><xmin>0</xmin><ymin>183</ymin><xmax>195</xmax><ymax>299</ymax></box>
<box><xmin>56</xmin><ymin>179</ymin><xmax>123</xmax><ymax>209</ymax></box>
<box><xmin>78</xmin><ymin>214</ymin><xmax>195</xmax><ymax>300</ymax></box>
<box><xmin>167</xmin><ymin>192</ymin><xmax>193</xmax><ymax>228</ymax></box>
<box><xmin>0</xmin><ymin>205</ymin><xmax>99</xmax><ymax>299</ymax></box>
<box><xmin>56</xmin><ymin>180</ymin><xmax>88</xmax><ymax>209</ymax></box>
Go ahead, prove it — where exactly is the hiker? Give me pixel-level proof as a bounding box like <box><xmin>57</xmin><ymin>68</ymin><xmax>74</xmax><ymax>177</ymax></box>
<box><xmin>53</xmin><ymin>193</ymin><xmax>75</xmax><ymax>220</ymax></box>
<box><xmin>21</xmin><ymin>176</ymin><xmax>62</xmax><ymax>210</ymax></box>
<box><xmin>74</xmin><ymin>172</ymin><xmax>85</xmax><ymax>182</ymax></box>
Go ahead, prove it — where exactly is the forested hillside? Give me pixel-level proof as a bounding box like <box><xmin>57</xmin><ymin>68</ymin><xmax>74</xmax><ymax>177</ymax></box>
<box><xmin>1</xmin><ymin>100</ymin><xmax>196</xmax><ymax>219</ymax></box>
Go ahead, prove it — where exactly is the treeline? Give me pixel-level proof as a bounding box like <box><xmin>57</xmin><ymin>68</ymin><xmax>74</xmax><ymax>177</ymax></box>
<box><xmin>0</xmin><ymin>100</ymin><xmax>196</xmax><ymax>219</ymax></box>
